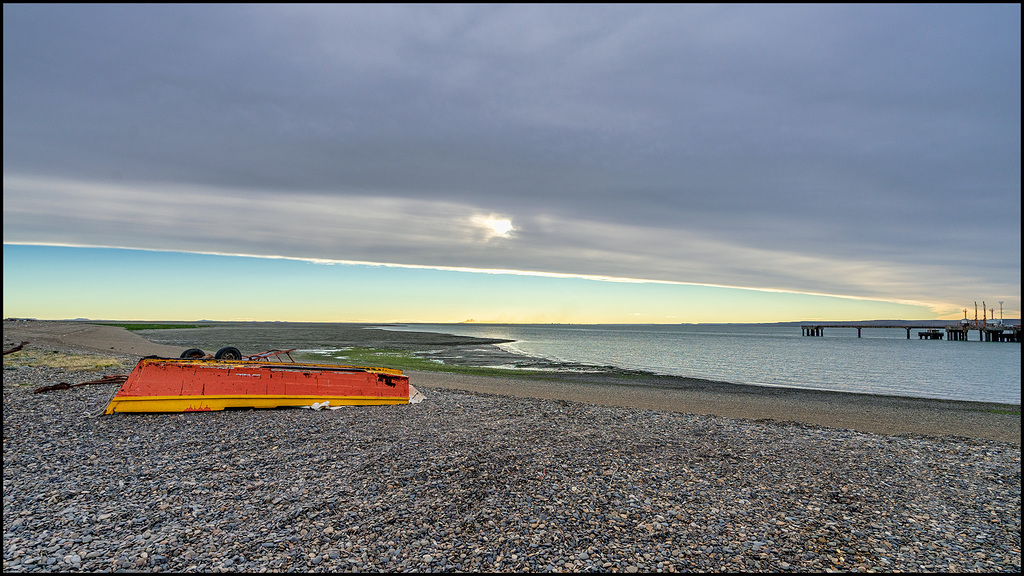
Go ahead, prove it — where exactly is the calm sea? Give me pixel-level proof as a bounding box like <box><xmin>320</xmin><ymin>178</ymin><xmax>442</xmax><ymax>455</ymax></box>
<box><xmin>380</xmin><ymin>323</ymin><xmax>1021</xmax><ymax>405</ymax></box>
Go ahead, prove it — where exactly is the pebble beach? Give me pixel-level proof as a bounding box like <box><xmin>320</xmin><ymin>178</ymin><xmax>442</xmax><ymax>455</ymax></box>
<box><xmin>3</xmin><ymin>322</ymin><xmax>1021</xmax><ymax>572</ymax></box>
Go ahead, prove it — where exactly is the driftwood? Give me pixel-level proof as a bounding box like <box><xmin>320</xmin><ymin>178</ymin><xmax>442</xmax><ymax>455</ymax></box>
<box><xmin>4</xmin><ymin>341</ymin><xmax>29</xmax><ymax>355</ymax></box>
<box><xmin>33</xmin><ymin>374</ymin><xmax>128</xmax><ymax>394</ymax></box>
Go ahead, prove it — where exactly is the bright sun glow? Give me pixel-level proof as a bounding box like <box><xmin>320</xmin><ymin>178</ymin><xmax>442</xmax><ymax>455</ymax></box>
<box><xmin>472</xmin><ymin>214</ymin><xmax>515</xmax><ymax>238</ymax></box>
<box><xmin>487</xmin><ymin>218</ymin><xmax>514</xmax><ymax>236</ymax></box>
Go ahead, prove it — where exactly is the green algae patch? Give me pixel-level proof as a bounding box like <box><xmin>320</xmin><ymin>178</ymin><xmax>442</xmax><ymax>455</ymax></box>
<box><xmin>294</xmin><ymin>347</ymin><xmax>557</xmax><ymax>378</ymax></box>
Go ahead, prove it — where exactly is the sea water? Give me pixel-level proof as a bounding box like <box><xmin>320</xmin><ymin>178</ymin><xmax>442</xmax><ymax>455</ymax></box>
<box><xmin>381</xmin><ymin>323</ymin><xmax>1021</xmax><ymax>405</ymax></box>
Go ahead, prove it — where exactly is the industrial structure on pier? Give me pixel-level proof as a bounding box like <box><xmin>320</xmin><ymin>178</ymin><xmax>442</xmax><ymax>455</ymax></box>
<box><xmin>801</xmin><ymin>301</ymin><xmax>1021</xmax><ymax>342</ymax></box>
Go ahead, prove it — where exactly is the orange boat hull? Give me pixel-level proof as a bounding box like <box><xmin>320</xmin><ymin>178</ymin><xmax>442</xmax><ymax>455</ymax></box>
<box><xmin>104</xmin><ymin>357</ymin><xmax>409</xmax><ymax>414</ymax></box>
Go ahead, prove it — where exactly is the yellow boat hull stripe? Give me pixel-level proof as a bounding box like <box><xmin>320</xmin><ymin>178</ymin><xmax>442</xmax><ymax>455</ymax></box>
<box><xmin>104</xmin><ymin>394</ymin><xmax>409</xmax><ymax>414</ymax></box>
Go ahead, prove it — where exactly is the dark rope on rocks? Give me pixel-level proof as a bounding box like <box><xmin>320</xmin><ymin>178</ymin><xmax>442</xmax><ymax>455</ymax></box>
<box><xmin>33</xmin><ymin>374</ymin><xmax>128</xmax><ymax>394</ymax></box>
<box><xmin>4</xmin><ymin>341</ymin><xmax>29</xmax><ymax>355</ymax></box>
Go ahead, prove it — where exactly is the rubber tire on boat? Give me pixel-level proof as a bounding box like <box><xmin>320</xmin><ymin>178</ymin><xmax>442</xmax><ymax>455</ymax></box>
<box><xmin>215</xmin><ymin>346</ymin><xmax>242</xmax><ymax>361</ymax></box>
<box><xmin>180</xmin><ymin>348</ymin><xmax>206</xmax><ymax>359</ymax></box>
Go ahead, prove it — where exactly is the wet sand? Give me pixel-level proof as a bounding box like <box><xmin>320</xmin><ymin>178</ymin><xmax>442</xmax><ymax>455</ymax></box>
<box><xmin>4</xmin><ymin>320</ymin><xmax>1019</xmax><ymax>443</ymax></box>
<box><xmin>410</xmin><ymin>370</ymin><xmax>1020</xmax><ymax>443</ymax></box>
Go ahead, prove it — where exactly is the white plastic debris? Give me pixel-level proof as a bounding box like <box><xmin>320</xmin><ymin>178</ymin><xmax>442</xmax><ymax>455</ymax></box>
<box><xmin>408</xmin><ymin>385</ymin><xmax>426</xmax><ymax>404</ymax></box>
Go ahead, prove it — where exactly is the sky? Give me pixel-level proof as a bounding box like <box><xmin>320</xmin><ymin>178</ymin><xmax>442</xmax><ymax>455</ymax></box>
<box><xmin>3</xmin><ymin>4</ymin><xmax>1021</xmax><ymax>323</ymax></box>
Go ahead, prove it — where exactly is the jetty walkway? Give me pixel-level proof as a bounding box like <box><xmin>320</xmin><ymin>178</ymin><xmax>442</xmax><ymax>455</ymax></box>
<box><xmin>800</xmin><ymin>324</ymin><xmax>1021</xmax><ymax>342</ymax></box>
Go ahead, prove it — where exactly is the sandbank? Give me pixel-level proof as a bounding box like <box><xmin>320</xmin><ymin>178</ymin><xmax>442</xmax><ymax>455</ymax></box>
<box><xmin>3</xmin><ymin>319</ymin><xmax>183</xmax><ymax>357</ymax></box>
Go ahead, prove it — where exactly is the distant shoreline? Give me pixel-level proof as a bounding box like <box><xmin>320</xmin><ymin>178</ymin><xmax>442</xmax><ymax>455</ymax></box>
<box><xmin>7</xmin><ymin>317</ymin><xmax>1022</xmax><ymax>326</ymax></box>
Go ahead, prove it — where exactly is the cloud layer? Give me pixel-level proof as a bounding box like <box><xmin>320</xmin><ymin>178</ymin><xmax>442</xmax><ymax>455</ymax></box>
<box><xmin>4</xmin><ymin>5</ymin><xmax>1021</xmax><ymax>315</ymax></box>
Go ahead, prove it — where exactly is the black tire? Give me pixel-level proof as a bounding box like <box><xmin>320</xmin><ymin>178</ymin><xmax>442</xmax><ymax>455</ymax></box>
<box><xmin>215</xmin><ymin>346</ymin><xmax>242</xmax><ymax>361</ymax></box>
<box><xmin>180</xmin><ymin>348</ymin><xmax>206</xmax><ymax>359</ymax></box>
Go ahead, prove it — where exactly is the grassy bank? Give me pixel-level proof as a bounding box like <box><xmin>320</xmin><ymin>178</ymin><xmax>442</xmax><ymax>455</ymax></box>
<box><xmin>3</xmin><ymin>349</ymin><xmax>123</xmax><ymax>372</ymax></box>
<box><xmin>92</xmin><ymin>323</ymin><xmax>208</xmax><ymax>331</ymax></box>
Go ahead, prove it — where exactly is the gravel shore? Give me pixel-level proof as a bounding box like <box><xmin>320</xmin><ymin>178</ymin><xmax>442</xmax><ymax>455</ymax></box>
<box><xmin>4</xmin><ymin>355</ymin><xmax>1021</xmax><ymax>573</ymax></box>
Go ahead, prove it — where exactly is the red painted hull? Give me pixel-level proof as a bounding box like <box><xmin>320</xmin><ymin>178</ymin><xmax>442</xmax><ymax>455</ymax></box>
<box><xmin>104</xmin><ymin>357</ymin><xmax>409</xmax><ymax>414</ymax></box>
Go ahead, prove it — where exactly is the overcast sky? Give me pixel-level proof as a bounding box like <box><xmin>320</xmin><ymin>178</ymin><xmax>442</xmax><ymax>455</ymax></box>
<box><xmin>3</xmin><ymin>4</ymin><xmax>1021</xmax><ymax>319</ymax></box>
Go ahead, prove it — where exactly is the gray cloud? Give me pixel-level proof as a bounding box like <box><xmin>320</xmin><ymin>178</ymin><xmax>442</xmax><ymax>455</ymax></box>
<box><xmin>3</xmin><ymin>4</ymin><xmax>1020</xmax><ymax>313</ymax></box>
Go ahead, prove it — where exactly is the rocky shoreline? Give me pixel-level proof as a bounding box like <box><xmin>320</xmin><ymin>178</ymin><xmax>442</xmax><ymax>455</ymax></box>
<box><xmin>4</xmin><ymin>350</ymin><xmax>1021</xmax><ymax>572</ymax></box>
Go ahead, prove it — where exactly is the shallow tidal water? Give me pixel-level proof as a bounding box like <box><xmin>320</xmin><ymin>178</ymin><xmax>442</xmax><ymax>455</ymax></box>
<box><xmin>381</xmin><ymin>323</ymin><xmax>1021</xmax><ymax>405</ymax></box>
<box><xmin>139</xmin><ymin>322</ymin><xmax>1020</xmax><ymax>405</ymax></box>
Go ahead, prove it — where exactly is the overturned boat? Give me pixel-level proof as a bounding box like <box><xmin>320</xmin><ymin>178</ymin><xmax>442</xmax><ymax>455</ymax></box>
<box><xmin>104</xmin><ymin>348</ymin><xmax>410</xmax><ymax>414</ymax></box>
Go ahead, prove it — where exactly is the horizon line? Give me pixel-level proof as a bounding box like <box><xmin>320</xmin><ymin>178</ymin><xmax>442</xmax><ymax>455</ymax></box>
<box><xmin>13</xmin><ymin>318</ymin><xmax>1018</xmax><ymax>326</ymax></box>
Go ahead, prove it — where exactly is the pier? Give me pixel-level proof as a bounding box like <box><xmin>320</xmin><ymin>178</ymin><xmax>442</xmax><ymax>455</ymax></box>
<box><xmin>801</xmin><ymin>324</ymin><xmax>1021</xmax><ymax>342</ymax></box>
<box><xmin>944</xmin><ymin>324</ymin><xmax>1022</xmax><ymax>342</ymax></box>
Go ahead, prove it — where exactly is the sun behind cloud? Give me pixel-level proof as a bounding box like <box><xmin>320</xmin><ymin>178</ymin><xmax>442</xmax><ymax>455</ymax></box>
<box><xmin>487</xmin><ymin>218</ymin><xmax>513</xmax><ymax>236</ymax></box>
<box><xmin>471</xmin><ymin>214</ymin><xmax>515</xmax><ymax>240</ymax></box>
